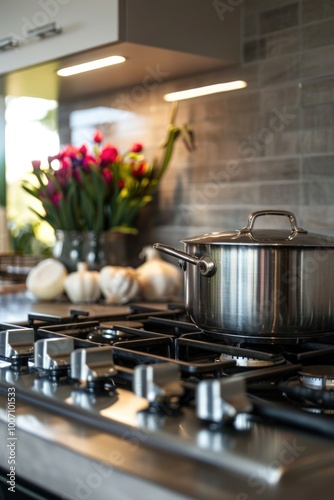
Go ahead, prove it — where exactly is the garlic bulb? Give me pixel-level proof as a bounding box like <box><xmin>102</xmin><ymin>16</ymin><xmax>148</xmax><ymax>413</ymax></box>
<box><xmin>26</xmin><ymin>258</ymin><xmax>67</xmax><ymax>300</ymax></box>
<box><xmin>100</xmin><ymin>266</ymin><xmax>140</xmax><ymax>304</ymax></box>
<box><xmin>136</xmin><ymin>246</ymin><xmax>182</xmax><ymax>301</ymax></box>
<box><xmin>64</xmin><ymin>262</ymin><xmax>100</xmax><ymax>303</ymax></box>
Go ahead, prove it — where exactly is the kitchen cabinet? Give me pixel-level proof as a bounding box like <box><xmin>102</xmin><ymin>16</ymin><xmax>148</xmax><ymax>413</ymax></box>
<box><xmin>0</xmin><ymin>0</ymin><xmax>240</xmax><ymax>76</ymax></box>
<box><xmin>0</xmin><ymin>0</ymin><xmax>119</xmax><ymax>75</ymax></box>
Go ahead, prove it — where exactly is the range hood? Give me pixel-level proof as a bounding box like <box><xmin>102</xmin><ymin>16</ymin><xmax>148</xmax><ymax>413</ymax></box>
<box><xmin>0</xmin><ymin>0</ymin><xmax>241</xmax><ymax>101</ymax></box>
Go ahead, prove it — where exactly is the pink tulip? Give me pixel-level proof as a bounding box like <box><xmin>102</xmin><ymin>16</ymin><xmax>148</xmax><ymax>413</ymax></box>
<box><xmin>31</xmin><ymin>160</ymin><xmax>41</xmax><ymax>170</ymax></box>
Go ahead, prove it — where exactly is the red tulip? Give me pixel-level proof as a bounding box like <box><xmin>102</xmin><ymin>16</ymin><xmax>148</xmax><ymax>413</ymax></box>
<box><xmin>79</xmin><ymin>145</ymin><xmax>87</xmax><ymax>156</ymax></box>
<box><xmin>93</xmin><ymin>130</ymin><xmax>104</xmax><ymax>144</ymax></box>
<box><xmin>100</xmin><ymin>145</ymin><xmax>118</xmax><ymax>165</ymax></box>
<box><xmin>131</xmin><ymin>143</ymin><xmax>143</xmax><ymax>153</ymax></box>
<box><xmin>132</xmin><ymin>162</ymin><xmax>147</xmax><ymax>178</ymax></box>
<box><xmin>51</xmin><ymin>192</ymin><xmax>62</xmax><ymax>207</ymax></box>
<box><xmin>102</xmin><ymin>168</ymin><xmax>113</xmax><ymax>184</ymax></box>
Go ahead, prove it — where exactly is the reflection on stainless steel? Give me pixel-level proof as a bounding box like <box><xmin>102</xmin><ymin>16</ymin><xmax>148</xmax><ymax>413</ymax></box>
<box><xmin>1</xmin><ymin>298</ymin><xmax>334</xmax><ymax>499</ymax></box>
<box><xmin>134</xmin><ymin>362</ymin><xmax>184</xmax><ymax>404</ymax></box>
<box><xmin>70</xmin><ymin>346</ymin><xmax>116</xmax><ymax>386</ymax></box>
<box><xmin>196</xmin><ymin>378</ymin><xmax>252</xmax><ymax>423</ymax></box>
<box><xmin>0</xmin><ymin>328</ymin><xmax>34</xmax><ymax>360</ymax></box>
<box><xmin>34</xmin><ymin>337</ymin><xmax>74</xmax><ymax>370</ymax></box>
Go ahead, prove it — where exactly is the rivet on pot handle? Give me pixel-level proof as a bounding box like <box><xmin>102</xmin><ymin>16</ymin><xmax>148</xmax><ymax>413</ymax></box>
<box><xmin>240</xmin><ymin>210</ymin><xmax>308</xmax><ymax>239</ymax></box>
<box><xmin>153</xmin><ymin>243</ymin><xmax>216</xmax><ymax>277</ymax></box>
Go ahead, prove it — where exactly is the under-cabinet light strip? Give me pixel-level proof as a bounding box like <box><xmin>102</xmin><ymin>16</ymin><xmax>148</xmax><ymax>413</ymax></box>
<box><xmin>163</xmin><ymin>80</ymin><xmax>247</xmax><ymax>101</ymax></box>
<box><xmin>57</xmin><ymin>55</ymin><xmax>126</xmax><ymax>77</ymax></box>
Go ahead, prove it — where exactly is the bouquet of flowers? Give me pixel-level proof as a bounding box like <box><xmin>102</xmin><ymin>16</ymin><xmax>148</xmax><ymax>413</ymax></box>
<box><xmin>22</xmin><ymin>106</ymin><xmax>194</xmax><ymax>234</ymax></box>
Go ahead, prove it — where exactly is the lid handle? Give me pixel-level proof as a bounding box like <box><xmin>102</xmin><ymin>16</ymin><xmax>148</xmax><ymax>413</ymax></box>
<box><xmin>241</xmin><ymin>210</ymin><xmax>308</xmax><ymax>240</ymax></box>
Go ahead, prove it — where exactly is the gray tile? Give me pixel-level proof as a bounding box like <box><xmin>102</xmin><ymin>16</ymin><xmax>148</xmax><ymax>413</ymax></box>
<box><xmin>302</xmin><ymin>155</ymin><xmax>334</xmax><ymax>177</ymax></box>
<box><xmin>218</xmin><ymin>113</ymin><xmax>266</xmax><ymax>138</ymax></box>
<box><xmin>244</xmin><ymin>0</ymin><xmax>260</xmax><ymax>15</ymax></box>
<box><xmin>260</xmin><ymin>3</ymin><xmax>299</xmax><ymax>34</ymax></box>
<box><xmin>184</xmin><ymin>181</ymin><xmax>302</xmax><ymax>207</ymax></box>
<box><xmin>302</xmin><ymin>20</ymin><xmax>334</xmax><ymax>50</ymax></box>
<box><xmin>224</xmin><ymin>90</ymin><xmax>261</xmax><ymax>113</ymax></box>
<box><xmin>194</xmin><ymin>158</ymin><xmax>300</xmax><ymax>184</ymax></box>
<box><xmin>260</xmin><ymin>85</ymin><xmax>300</xmax><ymax>111</ymax></box>
<box><xmin>260</xmin><ymin>0</ymin><xmax>300</xmax><ymax>12</ymax></box>
<box><xmin>243</xmin><ymin>39</ymin><xmax>266</xmax><ymax>63</ymax></box>
<box><xmin>302</xmin><ymin>0</ymin><xmax>334</xmax><ymax>24</ymax></box>
<box><xmin>259</xmin><ymin>181</ymin><xmax>302</xmax><ymax>204</ymax></box>
<box><xmin>301</xmin><ymin>78</ymin><xmax>334</xmax><ymax>106</ymax></box>
<box><xmin>264</xmin><ymin>107</ymin><xmax>299</xmax><ymax>131</ymax></box>
<box><xmin>297</xmin><ymin>206</ymin><xmax>334</xmax><ymax>235</ymax></box>
<box><xmin>265</xmin><ymin>28</ymin><xmax>300</xmax><ymax>57</ymax></box>
<box><xmin>259</xmin><ymin>54</ymin><xmax>300</xmax><ymax>85</ymax></box>
<box><xmin>299</xmin><ymin>128</ymin><xmax>334</xmax><ymax>154</ymax></box>
<box><xmin>301</xmin><ymin>44</ymin><xmax>334</xmax><ymax>78</ymax></box>
<box><xmin>302</xmin><ymin>103</ymin><xmax>334</xmax><ymax>128</ymax></box>
<box><xmin>303</xmin><ymin>180</ymin><xmax>334</xmax><ymax>204</ymax></box>
<box><xmin>244</xmin><ymin>13</ymin><xmax>259</xmax><ymax>38</ymax></box>
<box><xmin>264</xmin><ymin>130</ymin><xmax>301</xmax><ymax>156</ymax></box>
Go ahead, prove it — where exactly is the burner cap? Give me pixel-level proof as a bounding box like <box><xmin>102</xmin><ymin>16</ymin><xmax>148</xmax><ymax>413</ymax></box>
<box><xmin>100</xmin><ymin>321</ymin><xmax>143</xmax><ymax>339</ymax></box>
<box><xmin>220</xmin><ymin>351</ymin><xmax>285</xmax><ymax>368</ymax></box>
<box><xmin>299</xmin><ymin>365</ymin><xmax>334</xmax><ymax>390</ymax></box>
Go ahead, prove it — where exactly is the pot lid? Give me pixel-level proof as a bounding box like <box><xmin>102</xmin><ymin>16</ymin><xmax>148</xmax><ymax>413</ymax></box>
<box><xmin>181</xmin><ymin>210</ymin><xmax>334</xmax><ymax>247</ymax></box>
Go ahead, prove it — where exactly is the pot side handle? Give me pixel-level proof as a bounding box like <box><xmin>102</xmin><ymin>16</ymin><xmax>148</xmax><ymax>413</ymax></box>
<box><xmin>153</xmin><ymin>243</ymin><xmax>216</xmax><ymax>277</ymax></box>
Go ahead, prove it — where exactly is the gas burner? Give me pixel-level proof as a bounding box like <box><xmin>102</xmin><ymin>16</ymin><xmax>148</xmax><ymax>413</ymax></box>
<box><xmin>99</xmin><ymin>321</ymin><xmax>143</xmax><ymax>342</ymax></box>
<box><xmin>87</xmin><ymin>320</ymin><xmax>144</xmax><ymax>344</ymax></box>
<box><xmin>220</xmin><ymin>349</ymin><xmax>285</xmax><ymax>368</ymax></box>
<box><xmin>298</xmin><ymin>365</ymin><xmax>334</xmax><ymax>390</ymax></box>
<box><xmin>303</xmin><ymin>407</ymin><xmax>334</xmax><ymax>415</ymax></box>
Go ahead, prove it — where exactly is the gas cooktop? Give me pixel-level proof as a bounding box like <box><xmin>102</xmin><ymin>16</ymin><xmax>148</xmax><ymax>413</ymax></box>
<box><xmin>1</xmin><ymin>303</ymin><xmax>334</xmax><ymax>499</ymax></box>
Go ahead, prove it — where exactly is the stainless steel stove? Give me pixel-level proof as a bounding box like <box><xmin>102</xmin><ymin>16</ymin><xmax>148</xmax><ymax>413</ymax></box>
<box><xmin>1</xmin><ymin>303</ymin><xmax>334</xmax><ymax>499</ymax></box>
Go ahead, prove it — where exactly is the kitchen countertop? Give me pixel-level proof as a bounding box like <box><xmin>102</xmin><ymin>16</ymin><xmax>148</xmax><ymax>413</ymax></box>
<box><xmin>0</xmin><ymin>291</ymin><xmax>133</xmax><ymax>325</ymax></box>
<box><xmin>0</xmin><ymin>290</ymin><xmax>177</xmax><ymax>325</ymax></box>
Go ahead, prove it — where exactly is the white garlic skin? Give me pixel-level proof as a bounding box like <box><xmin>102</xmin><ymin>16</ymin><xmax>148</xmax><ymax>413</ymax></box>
<box><xmin>100</xmin><ymin>266</ymin><xmax>140</xmax><ymax>304</ymax></box>
<box><xmin>26</xmin><ymin>258</ymin><xmax>68</xmax><ymax>300</ymax></box>
<box><xmin>136</xmin><ymin>246</ymin><xmax>183</xmax><ymax>301</ymax></box>
<box><xmin>64</xmin><ymin>262</ymin><xmax>100</xmax><ymax>303</ymax></box>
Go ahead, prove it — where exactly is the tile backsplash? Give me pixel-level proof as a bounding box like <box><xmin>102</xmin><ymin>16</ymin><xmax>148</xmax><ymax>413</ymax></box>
<box><xmin>59</xmin><ymin>0</ymin><xmax>334</xmax><ymax>263</ymax></box>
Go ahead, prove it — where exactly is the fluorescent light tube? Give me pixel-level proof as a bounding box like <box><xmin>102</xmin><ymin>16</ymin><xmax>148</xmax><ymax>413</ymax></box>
<box><xmin>163</xmin><ymin>80</ymin><xmax>247</xmax><ymax>101</ymax></box>
<box><xmin>57</xmin><ymin>55</ymin><xmax>126</xmax><ymax>77</ymax></box>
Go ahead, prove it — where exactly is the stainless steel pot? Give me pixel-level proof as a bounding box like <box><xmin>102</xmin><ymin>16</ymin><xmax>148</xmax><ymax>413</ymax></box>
<box><xmin>154</xmin><ymin>210</ymin><xmax>334</xmax><ymax>339</ymax></box>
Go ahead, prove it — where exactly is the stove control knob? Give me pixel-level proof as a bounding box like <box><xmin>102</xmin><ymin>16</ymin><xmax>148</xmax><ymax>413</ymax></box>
<box><xmin>70</xmin><ymin>346</ymin><xmax>116</xmax><ymax>385</ymax></box>
<box><xmin>34</xmin><ymin>338</ymin><xmax>74</xmax><ymax>370</ymax></box>
<box><xmin>133</xmin><ymin>362</ymin><xmax>184</xmax><ymax>404</ymax></box>
<box><xmin>196</xmin><ymin>378</ymin><xmax>252</xmax><ymax>424</ymax></box>
<box><xmin>0</xmin><ymin>329</ymin><xmax>34</xmax><ymax>362</ymax></box>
